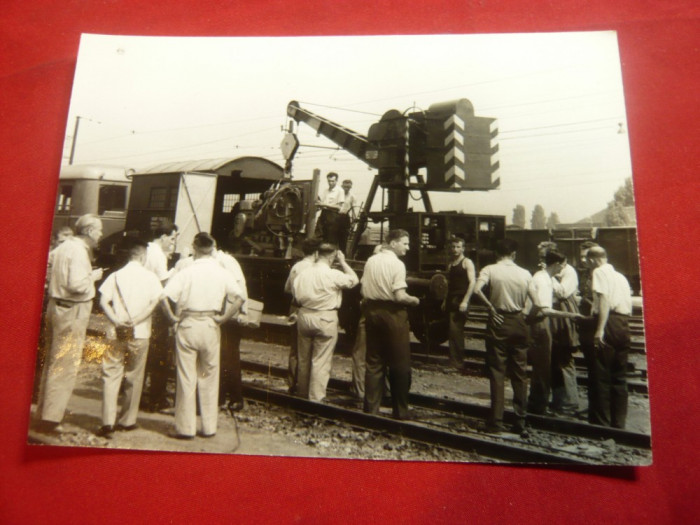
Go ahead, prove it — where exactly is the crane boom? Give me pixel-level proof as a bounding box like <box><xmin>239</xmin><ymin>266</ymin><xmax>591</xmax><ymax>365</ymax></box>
<box><xmin>286</xmin><ymin>101</ymin><xmax>379</xmax><ymax>169</ymax></box>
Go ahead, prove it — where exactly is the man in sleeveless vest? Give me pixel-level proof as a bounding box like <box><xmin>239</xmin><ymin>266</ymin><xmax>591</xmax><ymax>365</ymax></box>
<box><xmin>443</xmin><ymin>236</ymin><xmax>476</xmax><ymax>371</ymax></box>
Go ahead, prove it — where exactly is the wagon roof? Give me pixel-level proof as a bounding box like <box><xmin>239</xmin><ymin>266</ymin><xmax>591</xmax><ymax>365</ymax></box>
<box><xmin>59</xmin><ymin>164</ymin><xmax>132</xmax><ymax>182</ymax></box>
<box><xmin>133</xmin><ymin>156</ymin><xmax>284</xmax><ymax>180</ymax></box>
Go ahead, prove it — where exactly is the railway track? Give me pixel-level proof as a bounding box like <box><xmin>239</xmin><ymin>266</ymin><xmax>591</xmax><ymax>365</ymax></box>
<box><xmin>409</xmin><ymin>346</ymin><xmax>649</xmax><ymax>396</ymax></box>
<box><xmin>250</xmin><ymin>309</ymin><xmax>647</xmax><ymax>354</ymax></box>
<box><xmin>243</xmin><ymin>316</ymin><xmax>649</xmax><ymax>396</ymax></box>
<box><xmin>240</xmin><ymin>360</ymin><xmax>651</xmax><ymax>465</ymax></box>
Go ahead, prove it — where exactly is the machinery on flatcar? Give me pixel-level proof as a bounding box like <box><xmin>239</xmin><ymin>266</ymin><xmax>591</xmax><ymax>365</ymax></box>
<box><xmin>119</xmin><ymin>99</ymin><xmax>504</xmax><ymax>342</ymax></box>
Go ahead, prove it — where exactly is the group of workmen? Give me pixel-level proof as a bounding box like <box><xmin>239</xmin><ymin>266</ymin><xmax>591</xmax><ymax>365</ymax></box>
<box><xmin>34</xmin><ymin>216</ymin><xmax>249</xmax><ymax>440</ymax></box>
<box><xmin>469</xmin><ymin>237</ymin><xmax>633</xmax><ymax>435</ymax></box>
<box><xmin>284</xmin><ymin>228</ymin><xmax>632</xmax><ymax>435</ymax></box>
<box><xmin>33</xmin><ymin>179</ymin><xmax>633</xmax><ymax>442</ymax></box>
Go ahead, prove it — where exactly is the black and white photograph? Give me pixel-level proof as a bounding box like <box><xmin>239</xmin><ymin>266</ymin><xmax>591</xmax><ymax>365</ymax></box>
<box><xmin>28</xmin><ymin>32</ymin><xmax>651</xmax><ymax>465</ymax></box>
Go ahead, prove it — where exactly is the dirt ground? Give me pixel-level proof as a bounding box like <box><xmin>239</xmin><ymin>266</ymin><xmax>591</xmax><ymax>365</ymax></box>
<box><xmin>28</xmin><ymin>337</ymin><xmax>481</xmax><ymax>462</ymax></box>
<box><xmin>27</xmin><ymin>316</ymin><xmax>650</xmax><ymax>461</ymax></box>
<box><xmin>29</xmin><ymin>330</ymin><xmax>649</xmax><ymax>462</ymax></box>
<box><xmin>243</xmin><ymin>338</ymin><xmax>651</xmax><ymax>436</ymax></box>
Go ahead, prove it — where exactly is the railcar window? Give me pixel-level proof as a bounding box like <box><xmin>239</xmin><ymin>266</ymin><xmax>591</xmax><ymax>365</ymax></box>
<box><xmin>150</xmin><ymin>216</ymin><xmax>171</xmax><ymax>231</ymax></box>
<box><xmin>222</xmin><ymin>194</ymin><xmax>240</xmax><ymax>213</ymax></box>
<box><xmin>149</xmin><ymin>187</ymin><xmax>168</xmax><ymax>209</ymax></box>
<box><xmin>56</xmin><ymin>185</ymin><xmax>72</xmax><ymax>213</ymax></box>
<box><xmin>98</xmin><ymin>185</ymin><xmax>127</xmax><ymax>214</ymax></box>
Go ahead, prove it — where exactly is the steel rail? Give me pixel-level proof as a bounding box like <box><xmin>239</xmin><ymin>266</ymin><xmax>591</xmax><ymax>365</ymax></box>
<box><xmin>240</xmin><ymin>360</ymin><xmax>651</xmax><ymax>449</ymax></box>
<box><xmin>408</xmin><ymin>348</ymin><xmax>649</xmax><ymax>396</ymax></box>
<box><xmin>241</xmin><ymin>381</ymin><xmax>602</xmax><ymax>465</ymax></box>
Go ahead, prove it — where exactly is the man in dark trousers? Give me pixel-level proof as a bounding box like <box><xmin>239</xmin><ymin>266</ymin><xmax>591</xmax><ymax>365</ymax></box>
<box><xmin>585</xmin><ymin>246</ymin><xmax>633</xmax><ymax>428</ymax></box>
<box><xmin>577</xmin><ymin>241</ymin><xmax>600</xmax><ymax>419</ymax></box>
<box><xmin>335</xmin><ymin>178</ymin><xmax>356</xmax><ymax>253</ymax></box>
<box><xmin>315</xmin><ymin>171</ymin><xmax>344</xmax><ymax>243</ymax></box>
<box><xmin>142</xmin><ymin>223</ymin><xmax>178</xmax><ymax>412</ymax></box>
<box><xmin>443</xmin><ymin>236</ymin><xmax>476</xmax><ymax>370</ymax></box>
<box><xmin>526</xmin><ymin>249</ymin><xmax>583</xmax><ymax>417</ymax></box>
<box><xmin>361</xmin><ymin>229</ymin><xmax>420</xmax><ymax>420</ymax></box>
<box><xmin>473</xmin><ymin>238</ymin><xmax>532</xmax><ymax>435</ymax></box>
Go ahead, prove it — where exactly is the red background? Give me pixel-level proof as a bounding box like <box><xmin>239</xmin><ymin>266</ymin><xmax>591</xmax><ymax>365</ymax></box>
<box><xmin>1</xmin><ymin>1</ymin><xmax>699</xmax><ymax>523</ymax></box>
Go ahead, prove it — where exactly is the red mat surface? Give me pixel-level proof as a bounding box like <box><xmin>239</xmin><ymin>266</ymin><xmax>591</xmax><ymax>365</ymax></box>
<box><xmin>1</xmin><ymin>1</ymin><xmax>698</xmax><ymax>523</ymax></box>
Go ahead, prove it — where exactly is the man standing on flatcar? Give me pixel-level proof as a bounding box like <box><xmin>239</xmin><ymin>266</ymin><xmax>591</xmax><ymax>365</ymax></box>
<box><xmin>361</xmin><ymin>230</ymin><xmax>420</xmax><ymax>420</ymax></box>
<box><xmin>160</xmin><ymin>233</ymin><xmax>244</xmax><ymax>439</ymax></box>
<box><xmin>142</xmin><ymin>223</ymin><xmax>178</xmax><ymax>412</ymax></box>
<box><xmin>35</xmin><ymin>214</ymin><xmax>104</xmax><ymax>433</ymax></box>
<box><xmin>335</xmin><ymin>178</ymin><xmax>356</xmax><ymax>253</ymax></box>
<box><xmin>315</xmin><ymin>172</ymin><xmax>344</xmax><ymax>243</ymax></box>
<box><xmin>473</xmin><ymin>238</ymin><xmax>531</xmax><ymax>436</ymax></box>
<box><xmin>585</xmin><ymin>246</ymin><xmax>632</xmax><ymax>429</ymax></box>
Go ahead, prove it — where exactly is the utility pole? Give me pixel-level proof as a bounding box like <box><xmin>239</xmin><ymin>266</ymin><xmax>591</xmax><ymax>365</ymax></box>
<box><xmin>68</xmin><ymin>116</ymin><xmax>81</xmax><ymax>165</ymax></box>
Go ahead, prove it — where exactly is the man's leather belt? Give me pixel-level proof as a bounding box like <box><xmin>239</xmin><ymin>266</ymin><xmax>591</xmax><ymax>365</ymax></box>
<box><xmin>53</xmin><ymin>298</ymin><xmax>89</xmax><ymax>308</ymax></box>
<box><xmin>181</xmin><ymin>310</ymin><xmax>218</xmax><ymax>318</ymax></box>
<box><xmin>298</xmin><ymin>306</ymin><xmax>338</xmax><ymax>312</ymax></box>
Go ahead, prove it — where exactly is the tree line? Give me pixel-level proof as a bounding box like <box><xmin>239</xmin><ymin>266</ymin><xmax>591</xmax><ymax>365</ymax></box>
<box><xmin>510</xmin><ymin>177</ymin><xmax>634</xmax><ymax>229</ymax></box>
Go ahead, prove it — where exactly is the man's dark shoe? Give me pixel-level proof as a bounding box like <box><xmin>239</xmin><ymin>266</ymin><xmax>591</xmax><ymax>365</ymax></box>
<box><xmin>115</xmin><ymin>424</ymin><xmax>138</xmax><ymax>432</ymax></box>
<box><xmin>509</xmin><ymin>423</ymin><xmax>529</xmax><ymax>438</ymax></box>
<box><xmin>228</xmin><ymin>401</ymin><xmax>245</xmax><ymax>412</ymax></box>
<box><xmin>168</xmin><ymin>431</ymin><xmax>194</xmax><ymax>440</ymax></box>
<box><xmin>477</xmin><ymin>422</ymin><xmax>505</xmax><ymax>434</ymax></box>
<box><xmin>96</xmin><ymin>425</ymin><xmax>115</xmax><ymax>438</ymax></box>
<box><xmin>35</xmin><ymin>420</ymin><xmax>65</xmax><ymax>434</ymax></box>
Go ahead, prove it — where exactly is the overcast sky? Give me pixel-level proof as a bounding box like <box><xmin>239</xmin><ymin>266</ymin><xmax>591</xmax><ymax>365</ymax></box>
<box><xmin>63</xmin><ymin>32</ymin><xmax>634</xmax><ymax>224</ymax></box>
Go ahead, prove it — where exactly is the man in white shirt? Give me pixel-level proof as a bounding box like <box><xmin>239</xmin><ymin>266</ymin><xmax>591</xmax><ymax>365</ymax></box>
<box><xmin>97</xmin><ymin>240</ymin><xmax>163</xmax><ymax>438</ymax></box>
<box><xmin>361</xmin><ymin>230</ymin><xmax>420</xmax><ymax>420</ymax></box>
<box><xmin>161</xmin><ymin>233</ymin><xmax>244</xmax><ymax>438</ymax></box>
<box><xmin>315</xmin><ymin>172</ymin><xmax>344</xmax><ymax>243</ymax></box>
<box><xmin>142</xmin><ymin>223</ymin><xmax>178</xmax><ymax>412</ymax></box>
<box><xmin>292</xmin><ymin>243</ymin><xmax>358</xmax><ymax>401</ymax></box>
<box><xmin>551</xmin><ymin>258</ymin><xmax>582</xmax><ymax>415</ymax></box>
<box><xmin>335</xmin><ymin>178</ymin><xmax>356</xmax><ymax>252</ymax></box>
<box><xmin>526</xmin><ymin>250</ymin><xmax>583</xmax><ymax>417</ymax></box>
<box><xmin>284</xmin><ymin>238</ymin><xmax>319</xmax><ymax>394</ymax></box>
<box><xmin>35</xmin><ymin>214</ymin><xmax>104</xmax><ymax>433</ymax></box>
<box><xmin>585</xmin><ymin>246</ymin><xmax>633</xmax><ymax>429</ymax></box>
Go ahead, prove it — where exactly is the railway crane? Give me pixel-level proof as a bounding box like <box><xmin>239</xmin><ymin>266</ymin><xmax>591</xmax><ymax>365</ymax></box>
<box><xmin>284</xmin><ymin>98</ymin><xmax>504</xmax><ymax>273</ymax></box>
<box><xmin>118</xmin><ymin>99</ymin><xmax>505</xmax><ymax>342</ymax></box>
